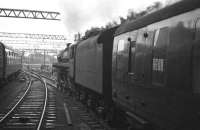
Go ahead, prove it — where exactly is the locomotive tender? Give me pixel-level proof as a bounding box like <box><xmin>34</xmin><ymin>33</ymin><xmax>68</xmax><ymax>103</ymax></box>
<box><xmin>73</xmin><ymin>27</ymin><xmax>117</xmax><ymax>111</ymax></box>
<box><xmin>55</xmin><ymin>0</ymin><xmax>200</xmax><ymax>129</ymax></box>
<box><xmin>0</xmin><ymin>42</ymin><xmax>22</xmax><ymax>84</ymax></box>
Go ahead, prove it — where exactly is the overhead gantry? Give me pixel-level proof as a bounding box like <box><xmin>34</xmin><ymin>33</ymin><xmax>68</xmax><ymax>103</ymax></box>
<box><xmin>0</xmin><ymin>8</ymin><xmax>60</xmax><ymax>20</ymax></box>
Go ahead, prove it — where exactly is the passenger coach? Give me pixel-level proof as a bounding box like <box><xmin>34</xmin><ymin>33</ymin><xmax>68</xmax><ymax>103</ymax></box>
<box><xmin>0</xmin><ymin>42</ymin><xmax>22</xmax><ymax>84</ymax></box>
<box><xmin>112</xmin><ymin>0</ymin><xmax>200</xmax><ymax>129</ymax></box>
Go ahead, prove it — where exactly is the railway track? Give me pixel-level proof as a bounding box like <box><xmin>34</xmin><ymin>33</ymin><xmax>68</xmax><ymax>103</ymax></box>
<box><xmin>39</xmin><ymin>73</ymin><xmax>111</xmax><ymax>130</ymax></box>
<box><xmin>63</xmin><ymin>92</ymin><xmax>111</xmax><ymax>130</ymax></box>
<box><xmin>32</xmin><ymin>71</ymin><xmax>112</xmax><ymax>130</ymax></box>
<box><xmin>0</xmin><ymin>72</ymin><xmax>48</xmax><ymax>130</ymax></box>
<box><xmin>30</xmin><ymin>70</ymin><xmax>56</xmax><ymax>87</ymax></box>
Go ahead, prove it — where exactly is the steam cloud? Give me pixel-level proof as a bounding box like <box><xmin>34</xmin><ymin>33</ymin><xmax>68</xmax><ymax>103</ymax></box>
<box><xmin>60</xmin><ymin>0</ymin><xmax>181</xmax><ymax>35</ymax></box>
<box><xmin>60</xmin><ymin>0</ymin><xmax>119</xmax><ymax>33</ymax></box>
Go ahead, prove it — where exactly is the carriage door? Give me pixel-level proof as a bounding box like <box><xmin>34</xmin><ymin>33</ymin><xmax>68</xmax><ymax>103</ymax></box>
<box><xmin>127</xmin><ymin>31</ymin><xmax>137</xmax><ymax>85</ymax></box>
<box><xmin>133</xmin><ymin>29</ymin><xmax>147</xmax><ymax>86</ymax></box>
<box><xmin>193</xmin><ymin>18</ymin><xmax>200</xmax><ymax>93</ymax></box>
<box><xmin>0</xmin><ymin>45</ymin><xmax>3</xmax><ymax>77</ymax></box>
<box><xmin>143</xmin><ymin>30</ymin><xmax>155</xmax><ymax>86</ymax></box>
<box><xmin>152</xmin><ymin>27</ymin><xmax>169</xmax><ymax>87</ymax></box>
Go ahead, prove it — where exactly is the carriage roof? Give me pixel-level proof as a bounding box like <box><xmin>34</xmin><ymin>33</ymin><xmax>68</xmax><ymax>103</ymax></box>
<box><xmin>115</xmin><ymin>0</ymin><xmax>200</xmax><ymax>36</ymax></box>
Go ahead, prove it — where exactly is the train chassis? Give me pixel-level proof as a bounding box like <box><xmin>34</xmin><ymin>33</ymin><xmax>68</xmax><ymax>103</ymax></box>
<box><xmin>55</xmin><ymin>69</ymin><xmax>153</xmax><ymax>129</ymax></box>
<box><xmin>0</xmin><ymin>70</ymin><xmax>21</xmax><ymax>85</ymax></box>
<box><xmin>63</xmin><ymin>78</ymin><xmax>152</xmax><ymax>130</ymax></box>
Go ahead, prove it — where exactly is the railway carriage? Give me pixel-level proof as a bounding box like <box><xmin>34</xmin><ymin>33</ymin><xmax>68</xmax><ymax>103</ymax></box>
<box><xmin>0</xmin><ymin>42</ymin><xmax>22</xmax><ymax>84</ymax></box>
<box><xmin>112</xmin><ymin>0</ymin><xmax>200</xmax><ymax>129</ymax></box>
<box><xmin>55</xmin><ymin>0</ymin><xmax>200</xmax><ymax>129</ymax></box>
<box><xmin>0</xmin><ymin>42</ymin><xmax>5</xmax><ymax>82</ymax></box>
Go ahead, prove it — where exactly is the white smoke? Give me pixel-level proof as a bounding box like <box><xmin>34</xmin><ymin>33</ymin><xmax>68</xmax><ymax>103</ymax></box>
<box><xmin>59</xmin><ymin>0</ymin><xmax>182</xmax><ymax>36</ymax></box>
<box><xmin>164</xmin><ymin>0</ymin><xmax>182</xmax><ymax>6</ymax></box>
<box><xmin>59</xmin><ymin>0</ymin><xmax>119</xmax><ymax>34</ymax></box>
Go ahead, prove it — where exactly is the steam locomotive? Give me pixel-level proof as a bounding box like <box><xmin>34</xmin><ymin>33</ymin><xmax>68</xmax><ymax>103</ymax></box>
<box><xmin>0</xmin><ymin>42</ymin><xmax>22</xmax><ymax>84</ymax></box>
<box><xmin>54</xmin><ymin>0</ymin><xmax>200</xmax><ymax>129</ymax></box>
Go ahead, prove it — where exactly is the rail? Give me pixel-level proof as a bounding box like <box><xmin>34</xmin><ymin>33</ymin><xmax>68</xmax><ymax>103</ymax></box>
<box><xmin>28</xmin><ymin>71</ymin><xmax>48</xmax><ymax>130</ymax></box>
<box><xmin>35</xmin><ymin>73</ymin><xmax>48</xmax><ymax>130</ymax></box>
<box><xmin>0</xmin><ymin>80</ymin><xmax>32</xmax><ymax>123</ymax></box>
<box><xmin>0</xmin><ymin>71</ymin><xmax>48</xmax><ymax>130</ymax></box>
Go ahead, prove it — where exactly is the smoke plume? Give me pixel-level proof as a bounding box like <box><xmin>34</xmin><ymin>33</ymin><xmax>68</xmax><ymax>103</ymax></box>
<box><xmin>60</xmin><ymin>0</ymin><xmax>119</xmax><ymax>33</ymax></box>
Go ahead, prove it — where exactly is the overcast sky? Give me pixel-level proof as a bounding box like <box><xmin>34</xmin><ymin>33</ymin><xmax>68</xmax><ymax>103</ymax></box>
<box><xmin>0</xmin><ymin>0</ymin><xmax>179</xmax><ymax>42</ymax></box>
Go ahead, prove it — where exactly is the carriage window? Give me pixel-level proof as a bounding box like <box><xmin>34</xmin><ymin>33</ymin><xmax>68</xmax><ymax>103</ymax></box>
<box><xmin>128</xmin><ymin>38</ymin><xmax>136</xmax><ymax>73</ymax></box>
<box><xmin>70</xmin><ymin>46</ymin><xmax>75</xmax><ymax>58</ymax></box>
<box><xmin>154</xmin><ymin>30</ymin><xmax>159</xmax><ymax>46</ymax></box>
<box><xmin>130</xmin><ymin>44</ymin><xmax>136</xmax><ymax>72</ymax></box>
<box><xmin>117</xmin><ymin>40</ymin><xmax>125</xmax><ymax>52</ymax></box>
<box><xmin>116</xmin><ymin>38</ymin><xmax>129</xmax><ymax>71</ymax></box>
<box><xmin>154</xmin><ymin>27</ymin><xmax>169</xmax><ymax>47</ymax></box>
<box><xmin>195</xmin><ymin>19</ymin><xmax>200</xmax><ymax>41</ymax></box>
